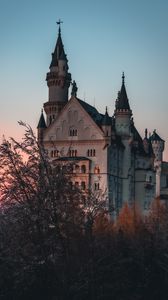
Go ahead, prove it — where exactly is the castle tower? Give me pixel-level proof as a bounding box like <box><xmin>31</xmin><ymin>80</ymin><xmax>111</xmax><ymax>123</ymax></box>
<box><xmin>44</xmin><ymin>21</ymin><xmax>71</xmax><ymax>126</ymax></box>
<box><xmin>149</xmin><ymin>130</ymin><xmax>165</xmax><ymax>197</ymax></box>
<box><xmin>114</xmin><ymin>73</ymin><xmax>133</xmax><ymax>204</ymax></box>
<box><xmin>114</xmin><ymin>73</ymin><xmax>132</xmax><ymax>135</ymax></box>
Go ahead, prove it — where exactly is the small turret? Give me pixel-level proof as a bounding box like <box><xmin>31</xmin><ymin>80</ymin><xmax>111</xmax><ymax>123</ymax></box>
<box><xmin>149</xmin><ymin>130</ymin><xmax>165</xmax><ymax>163</ymax></box>
<box><xmin>101</xmin><ymin>107</ymin><xmax>111</xmax><ymax>136</ymax></box>
<box><xmin>37</xmin><ymin>110</ymin><xmax>47</xmax><ymax>144</ymax></box>
<box><xmin>149</xmin><ymin>130</ymin><xmax>165</xmax><ymax>197</ymax></box>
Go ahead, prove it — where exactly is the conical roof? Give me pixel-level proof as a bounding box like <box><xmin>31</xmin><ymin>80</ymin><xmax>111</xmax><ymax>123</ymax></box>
<box><xmin>37</xmin><ymin>110</ymin><xmax>47</xmax><ymax>129</ymax></box>
<box><xmin>102</xmin><ymin>107</ymin><xmax>111</xmax><ymax>125</ymax></box>
<box><xmin>149</xmin><ymin>130</ymin><xmax>164</xmax><ymax>142</ymax></box>
<box><xmin>116</xmin><ymin>73</ymin><xmax>130</xmax><ymax>110</ymax></box>
<box><xmin>50</xmin><ymin>26</ymin><xmax>67</xmax><ymax>68</ymax></box>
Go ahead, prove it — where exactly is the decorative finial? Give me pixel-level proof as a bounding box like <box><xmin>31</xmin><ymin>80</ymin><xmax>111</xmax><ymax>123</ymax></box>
<box><xmin>122</xmin><ymin>72</ymin><xmax>125</xmax><ymax>84</ymax></box>
<box><xmin>56</xmin><ymin>19</ymin><xmax>63</xmax><ymax>35</ymax></box>
<box><xmin>71</xmin><ymin>80</ymin><xmax>78</xmax><ymax>97</ymax></box>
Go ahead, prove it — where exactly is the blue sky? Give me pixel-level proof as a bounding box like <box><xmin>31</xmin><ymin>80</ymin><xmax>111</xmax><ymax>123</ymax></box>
<box><xmin>0</xmin><ymin>0</ymin><xmax>168</xmax><ymax>159</ymax></box>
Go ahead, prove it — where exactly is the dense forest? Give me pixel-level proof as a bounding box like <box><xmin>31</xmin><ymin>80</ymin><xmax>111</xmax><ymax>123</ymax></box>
<box><xmin>0</xmin><ymin>123</ymin><xmax>168</xmax><ymax>300</ymax></box>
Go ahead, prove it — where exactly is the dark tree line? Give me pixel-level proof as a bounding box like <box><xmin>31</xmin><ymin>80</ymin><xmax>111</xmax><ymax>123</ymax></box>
<box><xmin>0</xmin><ymin>123</ymin><xmax>168</xmax><ymax>300</ymax></box>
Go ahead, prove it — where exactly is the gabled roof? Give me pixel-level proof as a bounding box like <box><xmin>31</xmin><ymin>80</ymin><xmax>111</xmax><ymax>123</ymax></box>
<box><xmin>76</xmin><ymin>98</ymin><xmax>103</xmax><ymax>125</ymax></box>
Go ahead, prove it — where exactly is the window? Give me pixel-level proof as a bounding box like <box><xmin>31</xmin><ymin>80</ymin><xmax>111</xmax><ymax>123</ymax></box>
<box><xmin>51</xmin><ymin>150</ymin><xmax>59</xmax><ymax>158</ymax></box>
<box><xmin>75</xmin><ymin>182</ymin><xmax>79</xmax><ymax>188</ymax></box>
<box><xmin>146</xmin><ymin>173</ymin><xmax>152</xmax><ymax>183</ymax></box>
<box><xmin>69</xmin><ymin>128</ymin><xmax>77</xmax><ymax>136</ymax></box>
<box><xmin>87</xmin><ymin>149</ymin><xmax>96</xmax><ymax>157</ymax></box>
<box><xmin>81</xmin><ymin>165</ymin><xmax>86</xmax><ymax>173</ymax></box>
<box><xmin>81</xmin><ymin>181</ymin><xmax>86</xmax><ymax>190</ymax></box>
<box><xmin>75</xmin><ymin>165</ymin><xmax>80</xmax><ymax>173</ymax></box>
<box><xmin>69</xmin><ymin>149</ymin><xmax>77</xmax><ymax>157</ymax></box>
<box><xmin>94</xmin><ymin>166</ymin><xmax>100</xmax><ymax>174</ymax></box>
<box><xmin>94</xmin><ymin>182</ymin><xmax>100</xmax><ymax>190</ymax></box>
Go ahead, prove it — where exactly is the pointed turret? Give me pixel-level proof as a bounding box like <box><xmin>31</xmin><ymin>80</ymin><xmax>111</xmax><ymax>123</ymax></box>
<box><xmin>101</xmin><ymin>107</ymin><xmax>111</xmax><ymax>136</ymax></box>
<box><xmin>44</xmin><ymin>21</ymin><xmax>71</xmax><ymax>126</ymax></box>
<box><xmin>149</xmin><ymin>130</ymin><xmax>165</xmax><ymax>197</ymax></box>
<box><xmin>37</xmin><ymin>110</ymin><xmax>47</xmax><ymax>144</ymax></box>
<box><xmin>102</xmin><ymin>107</ymin><xmax>111</xmax><ymax>126</ymax></box>
<box><xmin>37</xmin><ymin>109</ymin><xmax>47</xmax><ymax>129</ymax></box>
<box><xmin>149</xmin><ymin>130</ymin><xmax>165</xmax><ymax>163</ymax></box>
<box><xmin>115</xmin><ymin>73</ymin><xmax>130</xmax><ymax>111</ymax></box>
<box><xmin>50</xmin><ymin>25</ymin><xmax>67</xmax><ymax>68</ymax></box>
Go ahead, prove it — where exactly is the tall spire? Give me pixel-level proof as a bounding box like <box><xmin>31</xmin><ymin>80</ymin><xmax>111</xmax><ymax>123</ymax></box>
<box><xmin>50</xmin><ymin>20</ymin><xmax>67</xmax><ymax>68</ymax></box>
<box><xmin>115</xmin><ymin>73</ymin><xmax>130</xmax><ymax>110</ymax></box>
<box><xmin>37</xmin><ymin>109</ymin><xmax>47</xmax><ymax>129</ymax></box>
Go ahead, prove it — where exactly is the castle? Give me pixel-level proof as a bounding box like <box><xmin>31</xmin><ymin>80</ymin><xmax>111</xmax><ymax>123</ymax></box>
<box><xmin>37</xmin><ymin>23</ymin><xmax>168</xmax><ymax>214</ymax></box>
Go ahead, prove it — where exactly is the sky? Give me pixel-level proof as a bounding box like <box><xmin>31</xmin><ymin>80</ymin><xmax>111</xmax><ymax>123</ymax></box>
<box><xmin>0</xmin><ymin>0</ymin><xmax>168</xmax><ymax>160</ymax></box>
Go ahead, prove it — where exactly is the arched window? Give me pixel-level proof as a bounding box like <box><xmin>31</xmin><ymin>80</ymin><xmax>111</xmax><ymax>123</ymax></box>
<box><xmin>87</xmin><ymin>149</ymin><xmax>96</xmax><ymax>157</ymax></box>
<box><xmin>75</xmin><ymin>165</ymin><xmax>80</xmax><ymax>173</ymax></box>
<box><xmin>69</xmin><ymin>127</ymin><xmax>77</xmax><ymax>136</ymax></box>
<box><xmin>81</xmin><ymin>165</ymin><xmax>86</xmax><ymax>173</ymax></box>
<box><xmin>81</xmin><ymin>181</ymin><xmax>86</xmax><ymax>190</ymax></box>
<box><xmin>69</xmin><ymin>149</ymin><xmax>77</xmax><ymax>157</ymax></box>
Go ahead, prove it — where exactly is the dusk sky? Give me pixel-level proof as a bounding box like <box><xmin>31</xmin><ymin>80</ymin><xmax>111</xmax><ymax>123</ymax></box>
<box><xmin>0</xmin><ymin>0</ymin><xmax>168</xmax><ymax>160</ymax></box>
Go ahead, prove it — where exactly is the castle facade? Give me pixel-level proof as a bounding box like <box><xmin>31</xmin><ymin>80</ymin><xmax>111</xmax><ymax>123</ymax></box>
<box><xmin>37</xmin><ymin>24</ymin><xmax>168</xmax><ymax>214</ymax></box>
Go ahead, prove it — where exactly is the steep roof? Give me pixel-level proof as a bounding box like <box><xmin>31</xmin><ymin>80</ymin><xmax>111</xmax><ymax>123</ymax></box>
<box><xmin>50</xmin><ymin>26</ymin><xmax>67</xmax><ymax>68</ymax></box>
<box><xmin>102</xmin><ymin>107</ymin><xmax>111</xmax><ymax>126</ymax></box>
<box><xmin>131</xmin><ymin>124</ymin><xmax>149</xmax><ymax>156</ymax></box>
<box><xmin>37</xmin><ymin>110</ymin><xmax>47</xmax><ymax>129</ymax></box>
<box><xmin>149</xmin><ymin>130</ymin><xmax>164</xmax><ymax>142</ymax></box>
<box><xmin>77</xmin><ymin>98</ymin><xmax>103</xmax><ymax>125</ymax></box>
<box><xmin>115</xmin><ymin>73</ymin><xmax>130</xmax><ymax>110</ymax></box>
